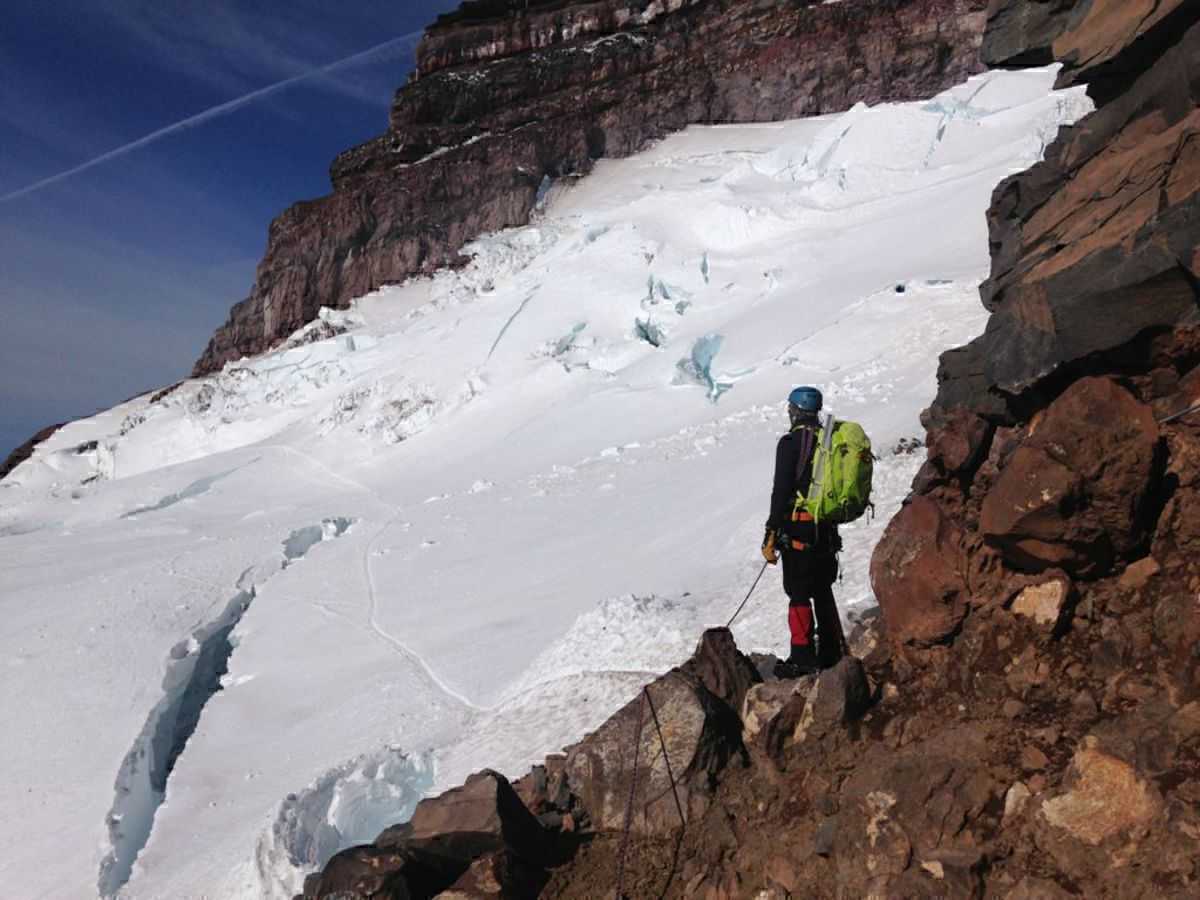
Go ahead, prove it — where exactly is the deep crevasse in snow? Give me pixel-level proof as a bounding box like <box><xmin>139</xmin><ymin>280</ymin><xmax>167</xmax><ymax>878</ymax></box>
<box><xmin>0</xmin><ymin>68</ymin><xmax>1090</xmax><ymax>899</ymax></box>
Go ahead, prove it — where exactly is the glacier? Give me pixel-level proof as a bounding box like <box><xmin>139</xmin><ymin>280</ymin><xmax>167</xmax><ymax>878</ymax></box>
<box><xmin>0</xmin><ymin>68</ymin><xmax>1090</xmax><ymax>899</ymax></box>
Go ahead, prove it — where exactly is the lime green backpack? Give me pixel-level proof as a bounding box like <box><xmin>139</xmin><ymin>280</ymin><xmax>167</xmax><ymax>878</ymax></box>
<box><xmin>795</xmin><ymin>415</ymin><xmax>874</xmax><ymax>525</ymax></box>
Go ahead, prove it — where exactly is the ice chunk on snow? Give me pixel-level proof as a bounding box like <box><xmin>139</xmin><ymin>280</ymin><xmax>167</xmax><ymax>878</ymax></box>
<box><xmin>675</xmin><ymin>333</ymin><xmax>732</xmax><ymax>400</ymax></box>
<box><xmin>256</xmin><ymin>749</ymin><xmax>434</xmax><ymax>897</ymax></box>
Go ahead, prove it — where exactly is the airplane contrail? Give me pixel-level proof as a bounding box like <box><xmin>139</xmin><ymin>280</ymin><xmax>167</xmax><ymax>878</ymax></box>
<box><xmin>0</xmin><ymin>29</ymin><xmax>425</xmax><ymax>205</ymax></box>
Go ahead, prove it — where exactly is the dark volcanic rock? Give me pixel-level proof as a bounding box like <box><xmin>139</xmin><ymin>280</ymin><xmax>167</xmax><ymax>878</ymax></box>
<box><xmin>194</xmin><ymin>0</ymin><xmax>988</xmax><ymax>374</ymax></box>
<box><xmin>980</xmin><ymin>0</ymin><xmax>1077</xmax><ymax>69</ymax></box>
<box><xmin>986</xmin><ymin>0</ymin><xmax>1195</xmax><ymax>101</ymax></box>
<box><xmin>929</xmin><ymin>5</ymin><xmax>1200</xmax><ymax>429</ymax></box>
<box><xmin>300</xmin><ymin>770</ymin><xmax>554</xmax><ymax>900</ymax></box>
<box><xmin>306</xmin><ymin>841</ymin><xmax>460</xmax><ymax>899</ymax></box>
<box><xmin>562</xmin><ymin>628</ymin><xmax>749</xmax><ymax>836</ymax></box>
<box><xmin>871</xmin><ymin>495</ymin><xmax>969</xmax><ymax>647</ymax></box>
<box><xmin>406</xmin><ymin>770</ymin><xmax>552</xmax><ymax>865</ymax></box>
<box><xmin>677</xmin><ymin>625</ymin><xmax>761</xmax><ymax>713</ymax></box>
<box><xmin>761</xmin><ymin>657</ymin><xmax>872</xmax><ymax>761</ymax></box>
<box><xmin>0</xmin><ymin>423</ymin><xmax>63</xmax><ymax>483</ymax></box>
<box><xmin>436</xmin><ymin>848</ymin><xmax>548</xmax><ymax>899</ymax></box>
<box><xmin>860</xmin><ymin>2</ymin><xmax>1200</xmax><ymax>890</ymax></box>
<box><xmin>979</xmin><ymin>377</ymin><xmax>1160</xmax><ymax>576</ymax></box>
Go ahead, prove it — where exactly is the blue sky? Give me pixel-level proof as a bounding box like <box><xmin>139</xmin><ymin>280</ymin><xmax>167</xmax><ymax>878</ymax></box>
<box><xmin>0</xmin><ymin>0</ymin><xmax>460</xmax><ymax>460</ymax></box>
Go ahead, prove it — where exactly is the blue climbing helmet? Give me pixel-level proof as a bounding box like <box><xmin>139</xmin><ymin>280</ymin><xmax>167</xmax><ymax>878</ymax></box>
<box><xmin>787</xmin><ymin>386</ymin><xmax>823</xmax><ymax>414</ymax></box>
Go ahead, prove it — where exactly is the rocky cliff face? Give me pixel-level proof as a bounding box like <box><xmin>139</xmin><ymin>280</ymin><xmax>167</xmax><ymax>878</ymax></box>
<box><xmin>0</xmin><ymin>424</ymin><xmax>63</xmax><ymax>483</ymax></box>
<box><xmin>864</xmin><ymin>0</ymin><xmax>1200</xmax><ymax>892</ymax></box>
<box><xmin>193</xmin><ymin>0</ymin><xmax>988</xmax><ymax>375</ymax></box>
<box><xmin>874</xmin><ymin>0</ymin><xmax>1200</xmax><ymax>641</ymax></box>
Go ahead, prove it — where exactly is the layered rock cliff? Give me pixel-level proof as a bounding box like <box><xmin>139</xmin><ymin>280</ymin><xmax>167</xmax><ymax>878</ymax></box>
<box><xmin>295</xmin><ymin>2</ymin><xmax>1200</xmax><ymax>898</ymax></box>
<box><xmin>874</xmin><ymin>0</ymin><xmax>1200</xmax><ymax>644</ymax></box>
<box><xmin>193</xmin><ymin>0</ymin><xmax>989</xmax><ymax>375</ymax></box>
<box><xmin>865</xmin><ymin>0</ymin><xmax>1200</xmax><ymax>892</ymax></box>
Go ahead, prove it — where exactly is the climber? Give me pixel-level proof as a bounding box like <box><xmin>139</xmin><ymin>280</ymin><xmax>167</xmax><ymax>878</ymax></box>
<box><xmin>761</xmin><ymin>386</ymin><xmax>846</xmax><ymax>677</ymax></box>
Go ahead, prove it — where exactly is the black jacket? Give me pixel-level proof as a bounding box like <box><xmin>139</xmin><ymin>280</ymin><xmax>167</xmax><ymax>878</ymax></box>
<box><xmin>768</xmin><ymin>423</ymin><xmax>838</xmax><ymax>550</ymax></box>
<box><xmin>768</xmin><ymin>424</ymin><xmax>819</xmax><ymax>533</ymax></box>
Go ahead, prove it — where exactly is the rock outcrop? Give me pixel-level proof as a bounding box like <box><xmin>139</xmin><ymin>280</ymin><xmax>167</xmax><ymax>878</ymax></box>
<box><xmin>298</xmin><ymin>628</ymin><xmax>756</xmax><ymax>899</ymax></box>
<box><xmin>875</xmin><ymin>0</ymin><xmax>1200</xmax><ymax>638</ymax></box>
<box><xmin>0</xmin><ymin>423</ymin><xmax>62</xmax><ymax>482</ymax></box>
<box><xmin>858</xmin><ymin>0</ymin><xmax>1200</xmax><ymax>893</ymax></box>
<box><xmin>193</xmin><ymin>0</ymin><xmax>989</xmax><ymax>375</ymax></box>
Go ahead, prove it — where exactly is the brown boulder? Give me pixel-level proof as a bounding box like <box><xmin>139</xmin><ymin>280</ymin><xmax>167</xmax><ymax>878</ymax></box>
<box><xmin>433</xmin><ymin>849</ymin><xmax>547</xmax><ymax>899</ymax></box>
<box><xmin>979</xmin><ymin>445</ymin><xmax>1084</xmax><ymax>569</ymax></box>
<box><xmin>980</xmin><ymin>377</ymin><xmax>1159</xmax><ymax>576</ymax></box>
<box><xmin>678</xmin><ymin>626</ymin><xmax>761</xmax><ymax>713</ymax></box>
<box><xmin>1040</xmin><ymin>741</ymin><xmax>1162</xmax><ymax>845</ymax></box>
<box><xmin>926</xmin><ymin>408</ymin><xmax>994</xmax><ymax>477</ymax></box>
<box><xmin>406</xmin><ymin>770</ymin><xmax>551</xmax><ymax>865</ymax></box>
<box><xmin>793</xmin><ymin>657</ymin><xmax>873</xmax><ymax>742</ymax></box>
<box><xmin>562</xmin><ymin>630</ymin><xmax>748</xmax><ymax>836</ymax></box>
<box><xmin>871</xmin><ymin>495</ymin><xmax>969</xmax><ymax>646</ymax></box>
<box><xmin>833</xmin><ymin>724</ymin><xmax>997</xmax><ymax>897</ymax></box>
<box><xmin>307</xmin><ymin>842</ymin><xmax>460</xmax><ymax>900</ymax></box>
<box><xmin>760</xmin><ymin>658</ymin><xmax>872</xmax><ymax>759</ymax></box>
<box><xmin>1010</xmin><ymin>578</ymin><xmax>1073</xmax><ymax>630</ymax></box>
<box><xmin>305</xmin><ymin>771</ymin><xmax>552</xmax><ymax>900</ymax></box>
<box><xmin>741</xmin><ymin>680</ymin><xmax>809</xmax><ymax>745</ymax></box>
<box><xmin>1118</xmin><ymin>556</ymin><xmax>1161</xmax><ymax>590</ymax></box>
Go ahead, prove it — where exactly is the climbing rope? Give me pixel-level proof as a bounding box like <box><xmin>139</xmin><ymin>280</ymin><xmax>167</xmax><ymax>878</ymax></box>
<box><xmin>1160</xmin><ymin>400</ymin><xmax>1200</xmax><ymax>425</ymax></box>
<box><xmin>644</xmin><ymin>684</ymin><xmax>687</xmax><ymax>829</ymax></box>
<box><xmin>725</xmin><ymin>560</ymin><xmax>770</xmax><ymax>628</ymax></box>
<box><xmin>613</xmin><ymin>684</ymin><xmax>688</xmax><ymax>900</ymax></box>
<box><xmin>614</xmin><ymin>689</ymin><xmax>647</xmax><ymax>900</ymax></box>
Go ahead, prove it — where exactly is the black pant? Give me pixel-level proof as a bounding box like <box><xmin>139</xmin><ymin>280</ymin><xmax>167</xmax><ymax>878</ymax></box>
<box><xmin>782</xmin><ymin>549</ymin><xmax>844</xmax><ymax>667</ymax></box>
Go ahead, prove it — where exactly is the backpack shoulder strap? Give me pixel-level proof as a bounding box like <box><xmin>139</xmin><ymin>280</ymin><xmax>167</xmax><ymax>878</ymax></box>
<box><xmin>792</xmin><ymin>424</ymin><xmax>818</xmax><ymax>495</ymax></box>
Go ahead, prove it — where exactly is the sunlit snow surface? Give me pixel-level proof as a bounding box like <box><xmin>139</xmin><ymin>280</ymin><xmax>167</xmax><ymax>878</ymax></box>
<box><xmin>0</xmin><ymin>69</ymin><xmax>1089</xmax><ymax>899</ymax></box>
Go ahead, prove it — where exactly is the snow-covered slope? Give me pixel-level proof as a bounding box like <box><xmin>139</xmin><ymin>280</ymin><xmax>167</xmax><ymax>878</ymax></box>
<box><xmin>0</xmin><ymin>68</ymin><xmax>1089</xmax><ymax>900</ymax></box>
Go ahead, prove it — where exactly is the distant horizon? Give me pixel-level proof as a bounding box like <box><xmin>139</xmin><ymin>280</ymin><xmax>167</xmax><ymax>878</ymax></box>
<box><xmin>0</xmin><ymin>0</ymin><xmax>460</xmax><ymax>463</ymax></box>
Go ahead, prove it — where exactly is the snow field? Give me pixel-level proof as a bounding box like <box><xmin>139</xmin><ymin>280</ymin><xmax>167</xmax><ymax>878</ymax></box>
<box><xmin>0</xmin><ymin>67</ymin><xmax>1090</xmax><ymax>899</ymax></box>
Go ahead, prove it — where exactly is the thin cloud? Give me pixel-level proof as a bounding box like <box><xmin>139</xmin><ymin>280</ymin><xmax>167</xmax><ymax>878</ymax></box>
<box><xmin>103</xmin><ymin>3</ymin><xmax>402</xmax><ymax>106</ymax></box>
<box><xmin>0</xmin><ymin>29</ymin><xmax>423</xmax><ymax>205</ymax></box>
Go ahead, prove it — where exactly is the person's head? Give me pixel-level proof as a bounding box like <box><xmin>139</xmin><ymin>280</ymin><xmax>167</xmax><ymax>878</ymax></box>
<box><xmin>787</xmin><ymin>386</ymin><xmax>823</xmax><ymax>427</ymax></box>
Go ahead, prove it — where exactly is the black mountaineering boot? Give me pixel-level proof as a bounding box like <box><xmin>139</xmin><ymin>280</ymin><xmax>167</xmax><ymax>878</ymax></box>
<box><xmin>775</xmin><ymin>643</ymin><xmax>819</xmax><ymax>678</ymax></box>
